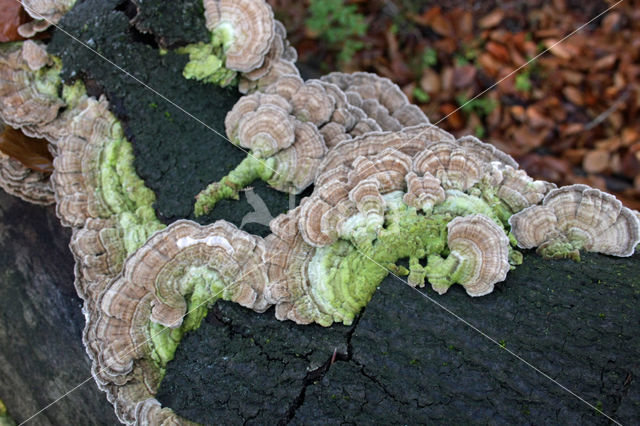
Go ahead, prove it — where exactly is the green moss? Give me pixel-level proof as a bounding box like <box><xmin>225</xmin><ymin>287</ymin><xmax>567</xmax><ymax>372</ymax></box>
<box><xmin>537</xmin><ymin>238</ymin><xmax>583</xmax><ymax>262</ymax></box>
<box><xmin>61</xmin><ymin>79</ymin><xmax>86</xmax><ymax>106</ymax></box>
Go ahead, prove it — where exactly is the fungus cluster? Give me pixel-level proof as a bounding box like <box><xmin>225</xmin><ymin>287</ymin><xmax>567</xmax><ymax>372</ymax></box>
<box><xmin>193</xmin><ymin>72</ymin><xmax>423</xmax><ymax>215</ymax></box>
<box><xmin>181</xmin><ymin>0</ymin><xmax>298</xmax><ymax>91</ymax></box>
<box><xmin>18</xmin><ymin>0</ymin><xmax>77</xmax><ymax>38</ymax></box>
<box><xmin>510</xmin><ymin>184</ymin><xmax>640</xmax><ymax>261</ymax></box>
<box><xmin>1</xmin><ymin>1</ymin><xmax>639</xmax><ymax>424</ymax></box>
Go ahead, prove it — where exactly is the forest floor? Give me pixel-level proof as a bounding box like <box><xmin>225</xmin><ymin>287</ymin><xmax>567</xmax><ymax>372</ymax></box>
<box><xmin>269</xmin><ymin>0</ymin><xmax>640</xmax><ymax>209</ymax></box>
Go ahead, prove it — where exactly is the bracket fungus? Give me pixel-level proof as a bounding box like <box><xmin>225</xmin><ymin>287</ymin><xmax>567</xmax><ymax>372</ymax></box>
<box><xmin>0</xmin><ymin>120</ymin><xmax>54</xmax><ymax>205</ymax></box>
<box><xmin>321</xmin><ymin>71</ymin><xmax>428</xmax><ymax>131</ymax></box>
<box><xmin>18</xmin><ymin>0</ymin><xmax>77</xmax><ymax>38</ymax></box>
<box><xmin>0</xmin><ymin>147</ymin><xmax>53</xmax><ymax>205</ymax></box>
<box><xmin>89</xmin><ymin>220</ymin><xmax>269</xmax><ymax>423</ymax></box>
<box><xmin>189</xmin><ymin>0</ymin><xmax>298</xmax><ymax>92</ymax></box>
<box><xmin>425</xmin><ymin>214</ymin><xmax>510</xmax><ymax>297</ymax></box>
<box><xmin>203</xmin><ymin>0</ymin><xmax>274</xmax><ymax>73</ymax></box>
<box><xmin>1</xmin><ymin>5</ymin><xmax>639</xmax><ymax>424</ymax></box>
<box><xmin>193</xmin><ymin>74</ymin><xmax>379</xmax><ymax>216</ymax></box>
<box><xmin>509</xmin><ymin>184</ymin><xmax>640</xmax><ymax>260</ymax></box>
<box><xmin>0</xmin><ymin>41</ymin><xmax>64</xmax><ymax>134</ymax></box>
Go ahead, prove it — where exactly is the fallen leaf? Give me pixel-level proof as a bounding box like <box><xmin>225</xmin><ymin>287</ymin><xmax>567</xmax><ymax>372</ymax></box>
<box><xmin>485</xmin><ymin>41</ymin><xmax>509</xmax><ymax>62</ymax></box>
<box><xmin>439</xmin><ymin>103</ymin><xmax>464</xmax><ymax>129</ymax></box>
<box><xmin>594</xmin><ymin>54</ymin><xmax>617</xmax><ymax>71</ymax></box>
<box><xmin>420</xmin><ymin>68</ymin><xmax>440</xmax><ymax>94</ymax></box>
<box><xmin>453</xmin><ymin>65</ymin><xmax>477</xmax><ymax>88</ymax></box>
<box><xmin>0</xmin><ymin>125</ymin><xmax>53</xmax><ymax>173</ymax></box>
<box><xmin>562</xmin><ymin>86</ymin><xmax>584</xmax><ymax>106</ymax></box>
<box><xmin>478</xmin><ymin>10</ymin><xmax>504</xmax><ymax>29</ymax></box>
<box><xmin>0</xmin><ymin>0</ymin><xmax>29</xmax><ymax>42</ymax></box>
<box><xmin>583</xmin><ymin>150</ymin><xmax>610</xmax><ymax>173</ymax></box>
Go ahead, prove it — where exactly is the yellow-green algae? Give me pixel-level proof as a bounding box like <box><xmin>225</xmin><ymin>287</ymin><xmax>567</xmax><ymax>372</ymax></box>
<box><xmin>60</xmin><ymin>78</ymin><xmax>165</xmax><ymax>255</ymax></box>
<box><xmin>149</xmin><ymin>266</ymin><xmax>228</xmax><ymax>368</ymax></box>
<box><xmin>0</xmin><ymin>398</ymin><xmax>15</xmax><ymax>426</ymax></box>
<box><xmin>177</xmin><ymin>25</ymin><xmax>238</xmax><ymax>87</ymax></box>
<box><xmin>302</xmin><ymin>189</ymin><xmax>524</xmax><ymax>326</ymax></box>
<box><xmin>194</xmin><ymin>155</ymin><xmax>275</xmax><ymax>216</ymax></box>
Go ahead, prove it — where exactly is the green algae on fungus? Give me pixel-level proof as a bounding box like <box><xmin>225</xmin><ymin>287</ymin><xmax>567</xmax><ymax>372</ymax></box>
<box><xmin>0</xmin><ymin>42</ymin><xmax>64</xmax><ymax>131</ymax></box>
<box><xmin>90</xmin><ymin>220</ymin><xmax>270</xmax><ymax>418</ymax></box>
<box><xmin>304</xmin><ymin>192</ymin><xmax>449</xmax><ymax>326</ymax></box>
<box><xmin>177</xmin><ymin>32</ymin><xmax>237</xmax><ymax>87</ymax></box>
<box><xmin>202</xmin><ymin>0</ymin><xmax>275</xmax><ymax>73</ymax></box>
<box><xmin>194</xmin><ymin>155</ymin><xmax>275</xmax><ymax>216</ymax></box>
<box><xmin>0</xmin><ymin>398</ymin><xmax>16</xmax><ymax>426</ymax></box>
<box><xmin>425</xmin><ymin>214</ymin><xmax>510</xmax><ymax>297</ymax></box>
<box><xmin>53</xmin><ymin>84</ymin><xmax>164</xmax><ymax>250</ymax></box>
<box><xmin>149</xmin><ymin>265</ymin><xmax>228</xmax><ymax>369</ymax></box>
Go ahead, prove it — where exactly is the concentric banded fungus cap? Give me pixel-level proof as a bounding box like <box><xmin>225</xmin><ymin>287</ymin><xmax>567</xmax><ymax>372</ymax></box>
<box><xmin>69</xmin><ymin>217</ymin><xmax>125</xmax><ymax>302</ymax></box>
<box><xmin>0</xmin><ymin>119</ymin><xmax>54</xmax><ymax>205</ymax></box>
<box><xmin>509</xmin><ymin>184</ymin><xmax>640</xmax><ymax>258</ymax></box>
<box><xmin>403</xmin><ymin>171</ymin><xmax>445</xmax><ymax>212</ymax></box>
<box><xmin>298</xmin><ymin>148</ymin><xmax>412</xmax><ymax>247</ymax></box>
<box><xmin>321</xmin><ymin>72</ymin><xmax>428</xmax><ymax>130</ymax></box>
<box><xmin>0</xmin><ymin>41</ymin><xmax>64</xmax><ymax>131</ymax></box>
<box><xmin>18</xmin><ymin>0</ymin><xmax>77</xmax><ymax>37</ymax></box>
<box><xmin>427</xmin><ymin>214</ymin><xmax>510</xmax><ymax>297</ymax></box>
<box><xmin>492</xmin><ymin>165</ymin><xmax>556</xmax><ymax>213</ymax></box>
<box><xmin>318</xmin><ymin>124</ymin><xmax>456</xmax><ymax>175</ymax></box>
<box><xmin>90</xmin><ymin>220</ymin><xmax>270</xmax><ymax>419</ymax></box>
<box><xmin>51</xmin><ymin>96</ymin><xmax>120</xmax><ymax>227</ymax></box>
<box><xmin>238</xmin><ymin>20</ymin><xmax>299</xmax><ymax>93</ymax></box>
<box><xmin>263</xmin><ymin>207</ymin><xmax>328</xmax><ymax>325</ymax></box>
<box><xmin>0</xmin><ymin>148</ymin><xmax>54</xmax><ymax>204</ymax></box>
<box><xmin>203</xmin><ymin>0</ymin><xmax>275</xmax><ymax>72</ymax></box>
<box><xmin>412</xmin><ymin>141</ymin><xmax>487</xmax><ymax>191</ymax></box>
<box><xmin>135</xmin><ymin>398</ymin><xmax>187</xmax><ymax>426</ymax></box>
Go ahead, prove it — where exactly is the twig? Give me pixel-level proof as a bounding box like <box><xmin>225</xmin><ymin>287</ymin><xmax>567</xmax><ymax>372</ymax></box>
<box><xmin>584</xmin><ymin>88</ymin><xmax>631</xmax><ymax>131</ymax></box>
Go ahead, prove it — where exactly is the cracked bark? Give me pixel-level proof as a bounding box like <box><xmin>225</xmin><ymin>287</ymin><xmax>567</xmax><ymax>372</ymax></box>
<box><xmin>160</xmin><ymin>246</ymin><xmax>640</xmax><ymax>425</ymax></box>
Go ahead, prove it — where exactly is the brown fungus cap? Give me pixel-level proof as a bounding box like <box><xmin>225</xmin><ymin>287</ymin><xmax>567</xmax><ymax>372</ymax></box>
<box><xmin>492</xmin><ymin>165</ymin><xmax>556</xmax><ymax>213</ymax></box>
<box><xmin>0</xmin><ymin>148</ymin><xmax>54</xmax><ymax>204</ymax></box>
<box><xmin>238</xmin><ymin>20</ymin><xmax>299</xmax><ymax>93</ymax></box>
<box><xmin>203</xmin><ymin>0</ymin><xmax>275</xmax><ymax>72</ymax></box>
<box><xmin>442</xmin><ymin>214</ymin><xmax>510</xmax><ymax>297</ymax></box>
<box><xmin>318</xmin><ymin>124</ymin><xmax>456</xmax><ymax>176</ymax></box>
<box><xmin>298</xmin><ymin>148</ymin><xmax>412</xmax><ymax>247</ymax></box>
<box><xmin>403</xmin><ymin>171</ymin><xmax>445</xmax><ymax>213</ymax></box>
<box><xmin>509</xmin><ymin>184</ymin><xmax>640</xmax><ymax>257</ymax></box>
<box><xmin>0</xmin><ymin>42</ymin><xmax>64</xmax><ymax>131</ymax></box>
<box><xmin>89</xmin><ymin>220</ymin><xmax>269</xmax><ymax>421</ymax></box>
<box><xmin>18</xmin><ymin>0</ymin><xmax>76</xmax><ymax>37</ymax></box>
<box><xmin>321</xmin><ymin>72</ymin><xmax>428</xmax><ymax>130</ymax></box>
<box><xmin>51</xmin><ymin>96</ymin><xmax>118</xmax><ymax>227</ymax></box>
<box><xmin>412</xmin><ymin>142</ymin><xmax>486</xmax><ymax>191</ymax></box>
<box><xmin>69</xmin><ymin>217</ymin><xmax>125</xmax><ymax>303</ymax></box>
<box><xmin>264</xmin><ymin>207</ymin><xmax>335</xmax><ymax>325</ymax></box>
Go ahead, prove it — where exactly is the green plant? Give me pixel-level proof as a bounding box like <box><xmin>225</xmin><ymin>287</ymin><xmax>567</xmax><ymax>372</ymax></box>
<box><xmin>306</xmin><ymin>0</ymin><xmax>368</xmax><ymax>65</ymax></box>
<box><xmin>515</xmin><ymin>69</ymin><xmax>532</xmax><ymax>93</ymax></box>
<box><xmin>455</xmin><ymin>94</ymin><xmax>497</xmax><ymax>117</ymax></box>
<box><xmin>412</xmin><ymin>87</ymin><xmax>430</xmax><ymax>103</ymax></box>
<box><xmin>421</xmin><ymin>47</ymin><xmax>438</xmax><ymax>68</ymax></box>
